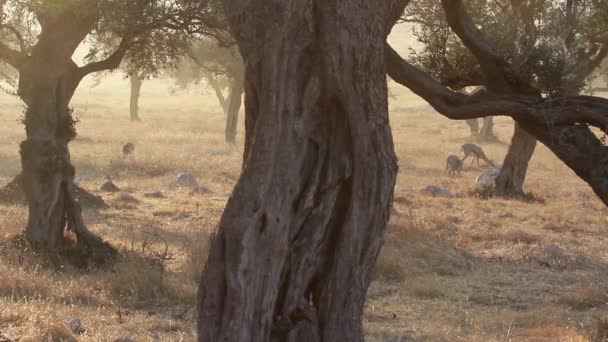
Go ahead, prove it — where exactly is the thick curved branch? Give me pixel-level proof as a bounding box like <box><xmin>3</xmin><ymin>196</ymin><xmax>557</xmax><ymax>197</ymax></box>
<box><xmin>385</xmin><ymin>44</ymin><xmax>608</xmax><ymax>131</ymax></box>
<box><xmin>0</xmin><ymin>41</ymin><xmax>25</xmax><ymax>69</ymax></box>
<box><xmin>0</xmin><ymin>23</ymin><xmax>28</xmax><ymax>69</ymax></box>
<box><xmin>386</xmin><ymin>44</ymin><xmax>608</xmax><ymax>206</ymax></box>
<box><xmin>440</xmin><ymin>0</ymin><xmax>537</xmax><ymax>95</ymax></box>
<box><xmin>76</xmin><ymin>38</ymin><xmax>129</xmax><ymax>78</ymax></box>
<box><xmin>0</xmin><ymin>24</ymin><xmax>26</xmax><ymax>53</ymax></box>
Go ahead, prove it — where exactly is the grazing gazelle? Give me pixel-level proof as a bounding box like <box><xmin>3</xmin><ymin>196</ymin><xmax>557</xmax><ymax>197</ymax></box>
<box><xmin>445</xmin><ymin>155</ymin><xmax>463</xmax><ymax>176</ymax></box>
<box><xmin>461</xmin><ymin>143</ymin><xmax>495</xmax><ymax>167</ymax></box>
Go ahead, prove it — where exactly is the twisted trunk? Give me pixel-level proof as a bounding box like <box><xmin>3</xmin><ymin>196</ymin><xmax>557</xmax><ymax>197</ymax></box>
<box><xmin>197</xmin><ymin>0</ymin><xmax>406</xmax><ymax>340</ymax></box>
<box><xmin>129</xmin><ymin>74</ymin><xmax>142</xmax><ymax>122</ymax></box>
<box><xmin>495</xmin><ymin>123</ymin><xmax>537</xmax><ymax>196</ymax></box>
<box><xmin>224</xmin><ymin>78</ymin><xmax>243</xmax><ymax>144</ymax></box>
<box><xmin>15</xmin><ymin>14</ymin><xmax>115</xmax><ymax>263</ymax></box>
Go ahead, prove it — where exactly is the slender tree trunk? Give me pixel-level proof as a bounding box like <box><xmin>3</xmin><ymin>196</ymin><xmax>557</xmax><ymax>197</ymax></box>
<box><xmin>224</xmin><ymin>78</ymin><xmax>243</xmax><ymax>144</ymax></box>
<box><xmin>479</xmin><ymin>116</ymin><xmax>495</xmax><ymax>140</ymax></box>
<box><xmin>495</xmin><ymin>123</ymin><xmax>537</xmax><ymax>196</ymax></box>
<box><xmin>198</xmin><ymin>0</ymin><xmax>406</xmax><ymax>341</ymax></box>
<box><xmin>465</xmin><ymin>118</ymin><xmax>479</xmax><ymax>138</ymax></box>
<box><xmin>129</xmin><ymin>74</ymin><xmax>142</xmax><ymax>122</ymax></box>
<box><xmin>208</xmin><ymin>76</ymin><xmax>229</xmax><ymax>114</ymax></box>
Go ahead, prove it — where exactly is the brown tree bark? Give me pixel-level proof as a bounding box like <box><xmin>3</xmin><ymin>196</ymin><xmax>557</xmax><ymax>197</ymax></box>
<box><xmin>495</xmin><ymin>123</ymin><xmax>537</xmax><ymax>196</ymax></box>
<box><xmin>129</xmin><ymin>74</ymin><xmax>142</xmax><ymax>122</ymax></box>
<box><xmin>208</xmin><ymin>76</ymin><xmax>229</xmax><ymax>114</ymax></box>
<box><xmin>197</xmin><ymin>0</ymin><xmax>407</xmax><ymax>341</ymax></box>
<box><xmin>224</xmin><ymin>78</ymin><xmax>242</xmax><ymax>144</ymax></box>
<box><xmin>14</xmin><ymin>12</ymin><xmax>116</xmax><ymax>263</ymax></box>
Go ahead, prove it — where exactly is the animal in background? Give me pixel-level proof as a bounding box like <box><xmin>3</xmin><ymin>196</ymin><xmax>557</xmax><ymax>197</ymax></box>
<box><xmin>445</xmin><ymin>155</ymin><xmax>463</xmax><ymax>176</ymax></box>
<box><xmin>461</xmin><ymin>143</ymin><xmax>495</xmax><ymax>167</ymax></box>
<box><xmin>122</xmin><ymin>142</ymin><xmax>135</xmax><ymax>158</ymax></box>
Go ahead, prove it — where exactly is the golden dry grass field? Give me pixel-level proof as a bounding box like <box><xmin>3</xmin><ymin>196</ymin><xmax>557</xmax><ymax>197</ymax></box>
<box><xmin>1</xmin><ymin>49</ymin><xmax>608</xmax><ymax>341</ymax></box>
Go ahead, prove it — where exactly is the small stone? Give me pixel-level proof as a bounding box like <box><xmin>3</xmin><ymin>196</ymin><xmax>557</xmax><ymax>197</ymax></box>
<box><xmin>100</xmin><ymin>180</ymin><xmax>120</xmax><ymax>192</ymax></box>
<box><xmin>208</xmin><ymin>147</ymin><xmax>230</xmax><ymax>156</ymax></box>
<box><xmin>580</xmin><ymin>201</ymin><xmax>597</xmax><ymax>210</ymax></box>
<box><xmin>171</xmin><ymin>212</ymin><xmax>193</xmax><ymax>221</ymax></box>
<box><xmin>143</xmin><ymin>190</ymin><xmax>164</xmax><ymax>198</ymax></box>
<box><xmin>420</xmin><ymin>185</ymin><xmax>452</xmax><ymax>197</ymax></box>
<box><xmin>66</xmin><ymin>317</ymin><xmax>86</xmax><ymax>335</ymax></box>
<box><xmin>190</xmin><ymin>185</ymin><xmax>213</xmax><ymax>194</ymax></box>
<box><xmin>394</xmin><ymin>185</ymin><xmax>414</xmax><ymax>193</ymax></box>
<box><xmin>544</xmin><ymin>243</ymin><xmax>566</xmax><ymax>258</ymax></box>
<box><xmin>118</xmin><ymin>192</ymin><xmax>139</xmax><ymax>203</ymax></box>
<box><xmin>174</xmin><ymin>172</ymin><xmax>198</xmax><ymax>188</ymax></box>
<box><xmin>475</xmin><ymin>168</ymin><xmax>501</xmax><ymax>194</ymax></box>
<box><xmin>113</xmin><ymin>336</ymin><xmax>134</xmax><ymax>342</ymax></box>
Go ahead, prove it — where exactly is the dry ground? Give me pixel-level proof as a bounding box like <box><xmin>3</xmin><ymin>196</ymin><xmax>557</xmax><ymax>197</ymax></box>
<box><xmin>0</xmin><ymin>75</ymin><xmax>607</xmax><ymax>341</ymax></box>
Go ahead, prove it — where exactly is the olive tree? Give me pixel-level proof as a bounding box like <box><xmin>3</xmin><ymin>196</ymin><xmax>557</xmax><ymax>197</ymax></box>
<box><xmin>0</xmin><ymin>0</ymin><xmax>219</xmax><ymax>262</ymax></box>
<box><xmin>197</xmin><ymin>0</ymin><xmax>608</xmax><ymax>340</ymax></box>
<box><xmin>404</xmin><ymin>0</ymin><xmax>608</xmax><ymax>196</ymax></box>
<box><xmin>172</xmin><ymin>39</ymin><xmax>244</xmax><ymax>143</ymax></box>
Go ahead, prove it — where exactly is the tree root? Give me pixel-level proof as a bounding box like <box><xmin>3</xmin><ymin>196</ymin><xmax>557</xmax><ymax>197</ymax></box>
<box><xmin>64</xmin><ymin>181</ymin><xmax>117</xmax><ymax>267</ymax></box>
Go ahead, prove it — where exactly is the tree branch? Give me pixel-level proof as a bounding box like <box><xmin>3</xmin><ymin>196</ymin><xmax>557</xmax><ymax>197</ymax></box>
<box><xmin>385</xmin><ymin>44</ymin><xmax>608</xmax><ymax>131</ymax></box>
<box><xmin>76</xmin><ymin>38</ymin><xmax>129</xmax><ymax>78</ymax></box>
<box><xmin>440</xmin><ymin>0</ymin><xmax>537</xmax><ymax>95</ymax></box>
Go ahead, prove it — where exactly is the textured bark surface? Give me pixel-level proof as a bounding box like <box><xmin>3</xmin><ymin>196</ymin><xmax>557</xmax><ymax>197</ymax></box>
<box><xmin>129</xmin><ymin>75</ymin><xmax>142</xmax><ymax>122</ymax></box>
<box><xmin>14</xmin><ymin>11</ymin><xmax>116</xmax><ymax>263</ymax></box>
<box><xmin>224</xmin><ymin>78</ymin><xmax>243</xmax><ymax>144</ymax></box>
<box><xmin>495</xmin><ymin>123</ymin><xmax>537</xmax><ymax>196</ymax></box>
<box><xmin>198</xmin><ymin>0</ymin><xmax>407</xmax><ymax>341</ymax></box>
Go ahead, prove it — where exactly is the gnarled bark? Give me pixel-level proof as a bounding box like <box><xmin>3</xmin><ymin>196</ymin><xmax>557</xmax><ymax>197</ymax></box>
<box><xmin>197</xmin><ymin>0</ymin><xmax>407</xmax><ymax>341</ymax></box>
<box><xmin>13</xmin><ymin>12</ymin><xmax>116</xmax><ymax>263</ymax></box>
<box><xmin>495</xmin><ymin>123</ymin><xmax>537</xmax><ymax>196</ymax></box>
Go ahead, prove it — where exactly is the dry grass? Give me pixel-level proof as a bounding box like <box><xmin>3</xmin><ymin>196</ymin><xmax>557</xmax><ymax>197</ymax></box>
<box><xmin>1</xmin><ymin>62</ymin><xmax>608</xmax><ymax>341</ymax></box>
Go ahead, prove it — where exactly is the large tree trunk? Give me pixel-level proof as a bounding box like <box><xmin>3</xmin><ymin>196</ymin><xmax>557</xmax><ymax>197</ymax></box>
<box><xmin>224</xmin><ymin>78</ymin><xmax>243</xmax><ymax>144</ymax></box>
<box><xmin>15</xmin><ymin>17</ymin><xmax>116</xmax><ymax>264</ymax></box>
<box><xmin>495</xmin><ymin>123</ymin><xmax>537</xmax><ymax>196</ymax></box>
<box><xmin>129</xmin><ymin>74</ymin><xmax>142</xmax><ymax>122</ymax></box>
<box><xmin>197</xmin><ymin>0</ymin><xmax>406</xmax><ymax>341</ymax></box>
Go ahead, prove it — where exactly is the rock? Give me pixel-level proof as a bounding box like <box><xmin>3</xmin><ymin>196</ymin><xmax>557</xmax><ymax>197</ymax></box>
<box><xmin>66</xmin><ymin>317</ymin><xmax>86</xmax><ymax>335</ymax></box>
<box><xmin>143</xmin><ymin>190</ymin><xmax>164</xmax><ymax>198</ymax></box>
<box><xmin>174</xmin><ymin>172</ymin><xmax>198</xmax><ymax>188</ymax></box>
<box><xmin>171</xmin><ymin>212</ymin><xmax>193</xmax><ymax>221</ymax></box>
<box><xmin>475</xmin><ymin>168</ymin><xmax>501</xmax><ymax>194</ymax></box>
<box><xmin>190</xmin><ymin>185</ymin><xmax>213</xmax><ymax>194</ymax></box>
<box><xmin>394</xmin><ymin>185</ymin><xmax>414</xmax><ymax>193</ymax></box>
<box><xmin>113</xmin><ymin>336</ymin><xmax>135</xmax><ymax>342</ymax></box>
<box><xmin>420</xmin><ymin>185</ymin><xmax>452</xmax><ymax>197</ymax></box>
<box><xmin>544</xmin><ymin>243</ymin><xmax>566</xmax><ymax>258</ymax></box>
<box><xmin>99</xmin><ymin>179</ymin><xmax>120</xmax><ymax>192</ymax></box>
<box><xmin>117</xmin><ymin>192</ymin><xmax>139</xmax><ymax>203</ymax></box>
<box><xmin>209</xmin><ymin>147</ymin><xmax>230</xmax><ymax>156</ymax></box>
<box><xmin>580</xmin><ymin>201</ymin><xmax>597</xmax><ymax>210</ymax></box>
